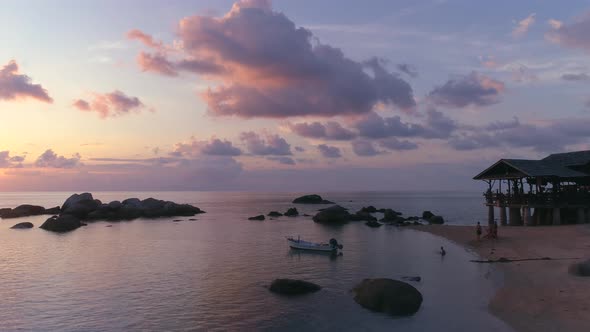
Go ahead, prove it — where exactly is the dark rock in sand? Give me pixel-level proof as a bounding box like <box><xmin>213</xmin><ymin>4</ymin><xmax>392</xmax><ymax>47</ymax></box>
<box><xmin>428</xmin><ymin>215</ymin><xmax>445</xmax><ymax>224</ymax></box>
<box><xmin>569</xmin><ymin>259</ymin><xmax>590</xmax><ymax>277</ymax></box>
<box><xmin>422</xmin><ymin>211</ymin><xmax>435</xmax><ymax>220</ymax></box>
<box><xmin>284</xmin><ymin>207</ymin><xmax>299</xmax><ymax>217</ymax></box>
<box><xmin>269</xmin><ymin>278</ymin><xmax>321</xmax><ymax>295</ymax></box>
<box><xmin>406</xmin><ymin>216</ymin><xmax>420</xmax><ymax>221</ymax></box>
<box><xmin>40</xmin><ymin>215</ymin><xmax>83</xmax><ymax>233</ymax></box>
<box><xmin>188</xmin><ymin>218</ymin><xmax>197</xmax><ymax>221</ymax></box>
<box><xmin>248</xmin><ymin>215</ymin><xmax>265</xmax><ymax>221</ymax></box>
<box><xmin>292</xmin><ymin>194</ymin><xmax>334</xmax><ymax>204</ymax></box>
<box><xmin>268</xmin><ymin>211</ymin><xmax>283</xmax><ymax>217</ymax></box>
<box><xmin>365</xmin><ymin>220</ymin><xmax>382</xmax><ymax>228</ymax></box>
<box><xmin>312</xmin><ymin>205</ymin><xmax>351</xmax><ymax>224</ymax></box>
<box><xmin>352</xmin><ymin>278</ymin><xmax>423</xmax><ymax>316</ymax></box>
<box><xmin>173</xmin><ymin>219</ymin><xmax>183</xmax><ymax>222</ymax></box>
<box><xmin>11</xmin><ymin>222</ymin><xmax>34</xmax><ymax>229</ymax></box>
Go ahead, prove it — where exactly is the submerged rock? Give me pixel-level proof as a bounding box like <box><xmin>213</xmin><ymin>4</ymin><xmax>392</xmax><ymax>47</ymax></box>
<box><xmin>40</xmin><ymin>215</ymin><xmax>83</xmax><ymax>233</ymax></box>
<box><xmin>269</xmin><ymin>278</ymin><xmax>321</xmax><ymax>295</ymax></box>
<box><xmin>569</xmin><ymin>259</ymin><xmax>590</xmax><ymax>276</ymax></box>
<box><xmin>352</xmin><ymin>278</ymin><xmax>423</xmax><ymax>316</ymax></box>
<box><xmin>284</xmin><ymin>207</ymin><xmax>299</xmax><ymax>217</ymax></box>
<box><xmin>312</xmin><ymin>205</ymin><xmax>351</xmax><ymax>224</ymax></box>
<box><xmin>268</xmin><ymin>211</ymin><xmax>283</xmax><ymax>217</ymax></box>
<box><xmin>292</xmin><ymin>194</ymin><xmax>334</xmax><ymax>204</ymax></box>
<box><xmin>248</xmin><ymin>215</ymin><xmax>265</xmax><ymax>221</ymax></box>
<box><xmin>10</xmin><ymin>222</ymin><xmax>34</xmax><ymax>229</ymax></box>
<box><xmin>365</xmin><ymin>220</ymin><xmax>382</xmax><ymax>228</ymax></box>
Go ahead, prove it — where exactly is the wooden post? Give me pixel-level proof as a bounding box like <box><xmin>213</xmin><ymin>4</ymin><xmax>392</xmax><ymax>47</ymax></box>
<box><xmin>509</xmin><ymin>207</ymin><xmax>522</xmax><ymax>226</ymax></box>
<box><xmin>524</xmin><ymin>207</ymin><xmax>533</xmax><ymax>226</ymax></box>
<box><xmin>499</xmin><ymin>206</ymin><xmax>507</xmax><ymax>226</ymax></box>
<box><xmin>488</xmin><ymin>205</ymin><xmax>494</xmax><ymax>226</ymax></box>
<box><xmin>577</xmin><ymin>208</ymin><xmax>585</xmax><ymax>224</ymax></box>
<box><xmin>552</xmin><ymin>207</ymin><xmax>561</xmax><ymax>225</ymax></box>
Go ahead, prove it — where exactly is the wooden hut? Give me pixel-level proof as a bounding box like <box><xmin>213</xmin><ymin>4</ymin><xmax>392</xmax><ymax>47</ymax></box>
<box><xmin>474</xmin><ymin>150</ymin><xmax>590</xmax><ymax>226</ymax></box>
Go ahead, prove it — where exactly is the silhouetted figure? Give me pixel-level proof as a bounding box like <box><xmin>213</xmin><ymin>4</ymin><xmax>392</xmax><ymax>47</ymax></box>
<box><xmin>476</xmin><ymin>222</ymin><xmax>482</xmax><ymax>241</ymax></box>
<box><xmin>440</xmin><ymin>246</ymin><xmax>446</xmax><ymax>256</ymax></box>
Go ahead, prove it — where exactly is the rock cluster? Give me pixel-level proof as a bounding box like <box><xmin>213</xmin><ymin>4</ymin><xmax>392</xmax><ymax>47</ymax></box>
<box><xmin>0</xmin><ymin>205</ymin><xmax>60</xmax><ymax>219</ymax></box>
<box><xmin>292</xmin><ymin>194</ymin><xmax>334</xmax><ymax>204</ymax></box>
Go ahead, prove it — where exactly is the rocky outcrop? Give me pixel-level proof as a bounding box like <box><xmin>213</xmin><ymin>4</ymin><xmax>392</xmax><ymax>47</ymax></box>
<box><xmin>428</xmin><ymin>215</ymin><xmax>445</xmax><ymax>224</ymax></box>
<box><xmin>569</xmin><ymin>259</ymin><xmax>590</xmax><ymax>276</ymax></box>
<box><xmin>40</xmin><ymin>215</ymin><xmax>84</xmax><ymax>233</ymax></box>
<box><xmin>359</xmin><ymin>206</ymin><xmax>378</xmax><ymax>213</ymax></box>
<box><xmin>0</xmin><ymin>205</ymin><xmax>61</xmax><ymax>219</ymax></box>
<box><xmin>269</xmin><ymin>278</ymin><xmax>321</xmax><ymax>295</ymax></box>
<box><xmin>422</xmin><ymin>211</ymin><xmax>435</xmax><ymax>220</ymax></box>
<box><xmin>350</xmin><ymin>210</ymin><xmax>377</xmax><ymax>222</ymax></box>
<box><xmin>284</xmin><ymin>207</ymin><xmax>299</xmax><ymax>217</ymax></box>
<box><xmin>248</xmin><ymin>215</ymin><xmax>265</xmax><ymax>220</ymax></box>
<box><xmin>10</xmin><ymin>222</ymin><xmax>34</xmax><ymax>229</ymax></box>
<box><xmin>352</xmin><ymin>278</ymin><xmax>423</xmax><ymax>316</ymax></box>
<box><xmin>292</xmin><ymin>194</ymin><xmax>334</xmax><ymax>204</ymax></box>
<box><xmin>268</xmin><ymin>211</ymin><xmax>283</xmax><ymax>217</ymax></box>
<box><xmin>312</xmin><ymin>205</ymin><xmax>351</xmax><ymax>224</ymax></box>
<box><xmin>59</xmin><ymin>193</ymin><xmax>205</xmax><ymax>221</ymax></box>
<box><xmin>365</xmin><ymin>220</ymin><xmax>382</xmax><ymax>228</ymax></box>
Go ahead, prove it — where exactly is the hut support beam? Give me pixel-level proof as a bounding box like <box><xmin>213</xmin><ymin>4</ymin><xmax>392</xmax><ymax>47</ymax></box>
<box><xmin>577</xmin><ymin>208</ymin><xmax>586</xmax><ymax>224</ymax></box>
<box><xmin>523</xmin><ymin>207</ymin><xmax>533</xmax><ymax>226</ymax></box>
<box><xmin>552</xmin><ymin>208</ymin><xmax>561</xmax><ymax>225</ymax></box>
<box><xmin>488</xmin><ymin>205</ymin><xmax>494</xmax><ymax>226</ymax></box>
<box><xmin>499</xmin><ymin>206</ymin><xmax>507</xmax><ymax>226</ymax></box>
<box><xmin>509</xmin><ymin>207</ymin><xmax>522</xmax><ymax>226</ymax></box>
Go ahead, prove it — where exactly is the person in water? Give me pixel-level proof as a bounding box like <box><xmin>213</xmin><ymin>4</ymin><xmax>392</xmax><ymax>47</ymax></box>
<box><xmin>476</xmin><ymin>222</ymin><xmax>482</xmax><ymax>241</ymax></box>
<box><xmin>440</xmin><ymin>246</ymin><xmax>446</xmax><ymax>256</ymax></box>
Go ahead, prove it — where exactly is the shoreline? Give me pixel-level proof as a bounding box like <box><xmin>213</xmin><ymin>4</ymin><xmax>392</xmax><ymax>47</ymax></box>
<box><xmin>411</xmin><ymin>224</ymin><xmax>590</xmax><ymax>332</ymax></box>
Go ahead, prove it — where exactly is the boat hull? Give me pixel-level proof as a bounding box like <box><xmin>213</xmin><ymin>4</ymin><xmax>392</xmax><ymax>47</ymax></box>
<box><xmin>287</xmin><ymin>238</ymin><xmax>337</xmax><ymax>252</ymax></box>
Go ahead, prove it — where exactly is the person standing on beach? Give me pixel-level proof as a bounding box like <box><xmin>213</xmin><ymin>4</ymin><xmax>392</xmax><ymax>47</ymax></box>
<box><xmin>476</xmin><ymin>222</ymin><xmax>482</xmax><ymax>241</ymax></box>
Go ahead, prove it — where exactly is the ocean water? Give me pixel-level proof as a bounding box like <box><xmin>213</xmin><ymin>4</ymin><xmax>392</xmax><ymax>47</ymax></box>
<box><xmin>0</xmin><ymin>191</ymin><xmax>511</xmax><ymax>331</ymax></box>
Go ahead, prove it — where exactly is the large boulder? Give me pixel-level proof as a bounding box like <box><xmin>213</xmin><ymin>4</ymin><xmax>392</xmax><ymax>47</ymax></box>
<box><xmin>350</xmin><ymin>210</ymin><xmax>377</xmax><ymax>222</ymax></box>
<box><xmin>248</xmin><ymin>215</ymin><xmax>265</xmax><ymax>221</ymax></box>
<box><xmin>268</xmin><ymin>211</ymin><xmax>283</xmax><ymax>217</ymax></box>
<box><xmin>352</xmin><ymin>278</ymin><xmax>423</xmax><ymax>316</ymax></box>
<box><xmin>284</xmin><ymin>207</ymin><xmax>299</xmax><ymax>217</ymax></box>
<box><xmin>381</xmin><ymin>209</ymin><xmax>402</xmax><ymax>221</ymax></box>
<box><xmin>312</xmin><ymin>205</ymin><xmax>351</xmax><ymax>224</ymax></box>
<box><xmin>292</xmin><ymin>194</ymin><xmax>334</xmax><ymax>204</ymax></box>
<box><xmin>61</xmin><ymin>193</ymin><xmax>102</xmax><ymax>218</ymax></box>
<box><xmin>360</xmin><ymin>206</ymin><xmax>378</xmax><ymax>213</ymax></box>
<box><xmin>269</xmin><ymin>279</ymin><xmax>321</xmax><ymax>295</ymax></box>
<box><xmin>569</xmin><ymin>259</ymin><xmax>590</xmax><ymax>276</ymax></box>
<box><xmin>11</xmin><ymin>222</ymin><xmax>34</xmax><ymax>229</ymax></box>
<box><xmin>429</xmin><ymin>215</ymin><xmax>445</xmax><ymax>224</ymax></box>
<box><xmin>422</xmin><ymin>211</ymin><xmax>435</xmax><ymax>220</ymax></box>
<box><xmin>40</xmin><ymin>215</ymin><xmax>84</xmax><ymax>233</ymax></box>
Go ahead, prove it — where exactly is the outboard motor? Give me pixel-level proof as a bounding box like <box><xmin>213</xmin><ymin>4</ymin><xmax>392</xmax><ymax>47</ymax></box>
<box><xmin>329</xmin><ymin>238</ymin><xmax>343</xmax><ymax>249</ymax></box>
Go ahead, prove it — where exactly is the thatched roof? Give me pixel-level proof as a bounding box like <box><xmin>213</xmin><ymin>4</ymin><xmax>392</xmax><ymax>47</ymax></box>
<box><xmin>474</xmin><ymin>150</ymin><xmax>590</xmax><ymax>180</ymax></box>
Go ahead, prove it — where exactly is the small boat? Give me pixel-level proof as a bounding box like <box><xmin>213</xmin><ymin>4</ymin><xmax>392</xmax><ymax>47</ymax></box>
<box><xmin>286</xmin><ymin>236</ymin><xmax>343</xmax><ymax>252</ymax></box>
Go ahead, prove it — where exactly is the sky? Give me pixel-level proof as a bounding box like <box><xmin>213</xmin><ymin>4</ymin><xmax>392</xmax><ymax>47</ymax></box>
<box><xmin>2</xmin><ymin>0</ymin><xmax>590</xmax><ymax>192</ymax></box>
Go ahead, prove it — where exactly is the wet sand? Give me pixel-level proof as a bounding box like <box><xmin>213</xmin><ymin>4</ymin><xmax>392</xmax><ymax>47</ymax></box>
<box><xmin>411</xmin><ymin>224</ymin><xmax>590</xmax><ymax>332</ymax></box>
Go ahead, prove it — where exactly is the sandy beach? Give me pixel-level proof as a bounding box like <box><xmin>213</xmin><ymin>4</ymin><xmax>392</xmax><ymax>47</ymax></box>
<box><xmin>412</xmin><ymin>224</ymin><xmax>590</xmax><ymax>332</ymax></box>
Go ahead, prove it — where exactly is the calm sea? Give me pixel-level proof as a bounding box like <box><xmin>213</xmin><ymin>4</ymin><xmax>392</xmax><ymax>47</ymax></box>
<box><xmin>0</xmin><ymin>191</ymin><xmax>511</xmax><ymax>331</ymax></box>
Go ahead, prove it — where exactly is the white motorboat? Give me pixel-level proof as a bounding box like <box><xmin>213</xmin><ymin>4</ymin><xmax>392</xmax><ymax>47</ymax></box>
<box><xmin>286</xmin><ymin>236</ymin><xmax>343</xmax><ymax>252</ymax></box>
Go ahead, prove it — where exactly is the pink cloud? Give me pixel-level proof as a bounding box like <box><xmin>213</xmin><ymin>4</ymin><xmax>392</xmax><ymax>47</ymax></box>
<box><xmin>0</xmin><ymin>150</ymin><xmax>25</xmax><ymax>168</ymax></box>
<box><xmin>127</xmin><ymin>29</ymin><xmax>165</xmax><ymax>50</ymax></box>
<box><xmin>0</xmin><ymin>60</ymin><xmax>53</xmax><ymax>103</ymax></box>
<box><xmin>130</xmin><ymin>0</ymin><xmax>415</xmax><ymax>118</ymax></box>
<box><xmin>172</xmin><ymin>137</ymin><xmax>242</xmax><ymax>157</ymax></box>
<box><xmin>512</xmin><ymin>13</ymin><xmax>536</xmax><ymax>38</ymax></box>
<box><xmin>34</xmin><ymin>149</ymin><xmax>81</xmax><ymax>168</ymax></box>
<box><xmin>240</xmin><ymin>131</ymin><xmax>292</xmax><ymax>155</ymax></box>
<box><xmin>73</xmin><ymin>90</ymin><xmax>147</xmax><ymax>118</ymax></box>
<box><xmin>546</xmin><ymin>13</ymin><xmax>590</xmax><ymax>50</ymax></box>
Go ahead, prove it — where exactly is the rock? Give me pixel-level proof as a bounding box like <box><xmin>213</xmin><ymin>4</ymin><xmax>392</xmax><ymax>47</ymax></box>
<box><xmin>351</xmin><ymin>210</ymin><xmax>377</xmax><ymax>222</ymax></box>
<box><xmin>360</xmin><ymin>206</ymin><xmax>378</xmax><ymax>213</ymax></box>
<box><xmin>352</xmin><ymin>278</ymin><xmax>423</xmax><ymax>316</ymax></box>
<box><xmin>406</xmin><ymin>216</ymin><xmax>420</xmax><ymax>221</ymax></box>
<box><xmin>188</xmin><ymin>218</ymin><xmax>197</xmax><ymax>221</ymax></box>
<box><xmin>10</xmin><ymin>222</ymin><xmax>34</xmax><ymax>229</ymax></box>
<box><xmin>268</xmin><ymin>211</ymin><xmax>283</xmax><ymax>217</ymax></box>
<box><xmin>401</xmin><ymin>276</ymin><xmax>422</xmax><ymax>282</ymax></box>
<box><xmin>381</xmin><ymin>209</ymin><xmax>402</xmax><ymax>221</ymax></box>
<box><xmin>40</xmin><ymin>215</ymin><xmax>83</xmax><ymax>233</ymax></box>
<box><xmin>429</xmin><ymin>215</ymin><xmax>445</xmax><ymax>224</ymax></box>
<box><xmin>269</xmin><ymin>278</ymin><xmax>321</xmax><ymax>295</ymax></box>
<box><xmin>312</xmin><ymin>205</ymin><xmax>351</xmax><ymax>224</ymax></box>
<box><xmin>422</xmin><ymin>211</ymin><xmax>435</xmax><ymax>220</ymax></box>
<box><xmin>292</xmin><ymin>194</ymin><xmax>334</xmax><ymax>204</ymax></box>
<box><xmin>248</xmin><ymin>215</ymin><xmax>265</xmax><ymax>220</ymax></box>
<box><xmin>107</xmin><ymin>201</ymin><xmax>122</xmax><ymax>210</ymax></box>
<box><xmin>172</xmin><ymin>219</ymin><xmax>183</xmax><ymax>222</ymax></box>
<box><xmin>365</xmin><ymin>220</ymin><xmax>382</xmax><ymax>228</ymax></box>
<box><xmin>0</xmin><ymin>204</ymin><xmax>50</xmax><ymax>218</ymax></box>
<box><xmin>61</xmin><ymin>193</ymin><xmax>102</xmax><ymax>218</ymax></box>
<box><xmin>569</xmin><ymin>259</ymin><xmax>590</xmax><ymax>276</ymax></box>
<box><xmin>284</xmin><ymin>207</ymin><xmax>299</xmax><ymax>217</ymax></box>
